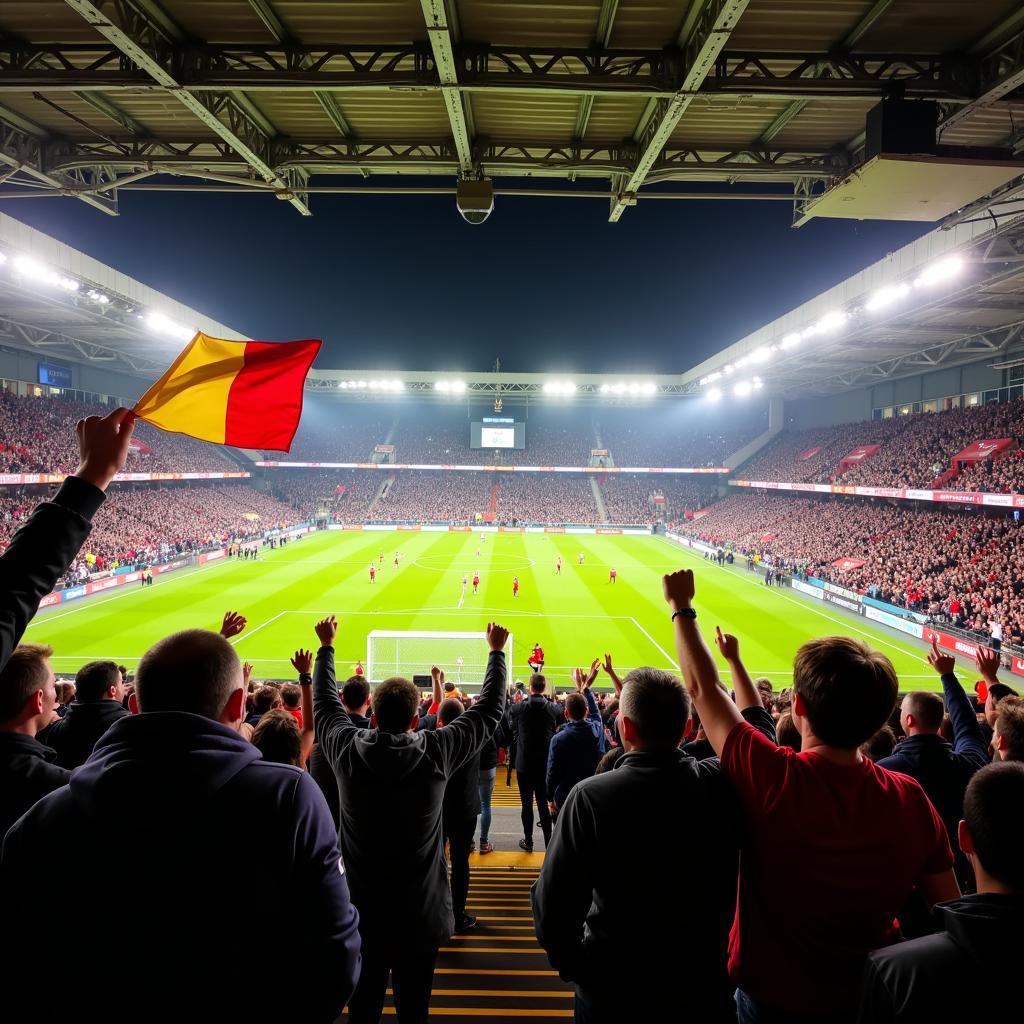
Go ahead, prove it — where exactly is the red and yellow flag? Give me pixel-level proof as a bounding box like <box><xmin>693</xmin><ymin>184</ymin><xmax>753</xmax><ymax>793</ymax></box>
<box><xmin>133</xmin><ymin>333</ymin><xmax>321</xmax><ymax>451</ymax></box>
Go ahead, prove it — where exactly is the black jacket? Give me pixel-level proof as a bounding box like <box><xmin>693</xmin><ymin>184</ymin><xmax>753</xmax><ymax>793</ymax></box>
<box><xmin>478</xmin><ymin>734</ymin><xmax>498</xmax><ymax>772</ymax></box>
<box><xmin>858</xmin><ymin>895</ymin><xmax>1023</xmax><ymax>1022</ymax></box>
<box><xmin>443</xmin><ymin>750</ymin><xmax>483</xmax><ymax>829</ymax></box>
<box><xmin>314</xmin><ymin>644</ymin><xmax>505</xmax><ymax>954</ymax></box>
<box><xmin>507</xmin><ymin>694</ymin><xmax>563</xmax><ymax>776</ymax></box>
<box><xmin>0</xmin><ymin>476</ymin><xmax>104</xmax><ymax>673</ymax></box>
<box><xmin>0</xmin><ymin>733</ymin><xmax>70</xmax><ymax>839</ymax></box>
<box><xmin>533</xmin><ymin>707</ymin><xmax>775</xmax><ymax>1021</ymax></box>
<box><xmin>0</xmin><ymin>712</ymin><xmax>361</xmax><ymax>1024</ymax></box>
<box><xmin>38</xmin><ymin>699</ymin><xmax>129</xmax><ymax>769</ymax></box>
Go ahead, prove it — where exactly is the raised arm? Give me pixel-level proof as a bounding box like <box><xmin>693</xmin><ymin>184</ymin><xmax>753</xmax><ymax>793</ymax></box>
<box><xmin>600</xmin><ymin>653</ymin><xmax>623</xmax><ymax>696</ymax></box>
<box><xmin>663</xmin><ymin>569</ymin><xmax>743</xmax><ymax>756</ymax></box>
<box><xmin>429</xmin><ymin>664</ymin><xmax>444</xmax><ymax>713</ymax></box>
<box><xmin>927</xmin><ymin>642</ymin><xmax>988</xmax><ymax>769</ymax></box>
<box><xmin>714</xmin><ymin>628</ymin><xmax>761</xmax><ymax>713</ymax></box>
<box><xmin>292</xmin><ymin>648</ymin><xmax>316</xmax><ymax>768</ymax></box>
<box><xmin>310</xmin><ymin>616</ymin><xmax>357</xmax><ymax>766</ymax></box>
<box><xmin>437</xmin><ymin>622</ymin><xmax>508</xmax><ymax>772</ymax></box>
<box><xmin>0</xmin><ymin>408</ymin><xmax>134</xmax><ymax>670</ymax></box>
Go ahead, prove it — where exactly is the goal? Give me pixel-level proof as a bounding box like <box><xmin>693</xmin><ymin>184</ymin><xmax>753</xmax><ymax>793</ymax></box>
<box><xmin>366</xmin><ymin>630</ymin><xmax>513</xmax><ymax>689</ymax></box>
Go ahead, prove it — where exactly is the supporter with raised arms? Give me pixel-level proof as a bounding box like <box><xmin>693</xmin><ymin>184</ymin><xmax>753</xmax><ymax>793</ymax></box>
<box><xmin>312</xmin><ymin>614</ymin><xmax>507</xmax><ymax>1024</ymax></box>
<box><xmin>663</xmin><ymin>566</ymin><xmax>960</xmax><ymax>1024</ymax></box>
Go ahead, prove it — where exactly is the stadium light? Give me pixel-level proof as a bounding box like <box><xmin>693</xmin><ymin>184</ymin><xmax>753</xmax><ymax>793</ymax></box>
<box><xmin>866</xmin><ymin>282</ymin><xmax>910</xmax><ymax>311</ymax></box>
<box><xmin>751</xmin><ymin>345</ymin><xmax>772</xmax><ymax>363</ymax></box>
<box><xmin>780</xmin><ymin>332</ymin><xmax>801</xmax><ymax>350</ymax></box>
<box><xmin>86</xmin><ymin>289</ymin><xmax>110</xmax><ymax>304</ymax></box>
<box><xmin>734</xmin><ymin>380</ymin><xmax>752</xmax><ymax>398</ymax></box>
<box><xmin>543</xmin><ymin>380</ymin><xmax>576</xmax><ymax>396</ymax></box>
<box><xmin>707</xmin><ymin>387</ymin><xmax>723</xmax><ymax>402</ymax></box>
<box><xmin>599</xmin><ymin>383</ymin><xmax>610</xmax><ymax>394</ymax></box>
<box><xmin>146</xmin><ymin>311</ymin><xmax>196</xmax><ymax>342</ymax></box>
<box><xmin>641</xmin><ymin>382</ymin><xmax>657</xmax><ymax>396</ymax></box>
<box><xmin>916</xmin><ymin>255</ymin><xmax>963</xmax><ymax>287</ymax></box>
<box><xmin>12</xmin><ymin>255</ymin><xmax>79</xmax><ymax>292</ymax></box>
<box><xmin>0</xmin><ymin>252</ymin><xmax>6</xmax><ymax>265</ymax></box>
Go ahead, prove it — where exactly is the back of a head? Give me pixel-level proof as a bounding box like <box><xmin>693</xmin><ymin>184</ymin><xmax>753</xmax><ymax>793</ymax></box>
<box><xmin>0</xmin><ymin>643</ymin><xmax>53</xmax><ymax>722</ymax></box>
<box><xmin>996</xmin><ymin>696</ymin><xmax>1024</xmax><ymax>761</ymax></box>
<box><xmin>373</xmin><ymin>676</ymin><xmax>420</xmax><ymax>733</ymax></box>
<box><xmin>437</xmin><ymin>697</ymin><xmax>464</xmax><ymax>726</ymax></box>
<box><xmin>595</xmin><ymin>746</ymin><xmax>624</xmax><ymax>774</ymax></box>
<box><xmin>74</xmin><ymin>660</ymin><xmax>122</xmax><ymax>703</ymax></box>
<box><xmin>860</xmin><ymin>724</ymin><xmax>896</xmax><ymax>761</ymax></box>
<box><xmin>964</xmin><ymin>761</ymin><xmax>1024</xmax><ymax>891</ymax></box>
<box><xmin>279</xmin><ymin>683</ymin><xmax>301</xmax><ymax>710</ymax></box>
<box><xmin>251</xmin><ymin>709</ymin><xmax>302</xmax><ymax>767</ymax></box>
<box><xmin>135</xmin><ymin>629</ymin><xmax>241</xmax><ymax>720</ymax></box>
<box><xmin>776</xmin><ymin>711</ymin><xmax>802</xmax><ymax>753</ymax></box>
<box><xmin>619</xmin><ymin>667</ymin><xmax>691</xmax><ymax>750</ymax></box>
<box><xmin>341</xmin><ymin>676</ymin><xmax>370</xmax><ymax>711</ymax></box>
<box><xmin>793</xmin><ymin>636</ymin><xmax>898</xmax><ymax>749</ymax></box>
<box><xmin>253</xmin><ymin>684</ymin><xmax>282</xmax><ymax>715</ymax></box>
<box><xmin>529</xmin><ymin>673</ymin><xmax>546</xmax><ymax>694</ymax></box>
<box><xmin>565</xmin><ymin>692</ymin><xmax>587</xmax><ymax>721</ymax></box>
<box><xmin>989</xmin><ymin>682</ymin><xmax>1019</xmax><ymax>706</ymax></box>
<box><xmin>904</xmin><ymin>691</ymin><xmax>945</xmax><ymax>733</ymax></box>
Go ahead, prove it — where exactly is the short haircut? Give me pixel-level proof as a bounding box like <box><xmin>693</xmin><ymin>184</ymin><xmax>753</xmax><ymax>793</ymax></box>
<box><xmin>903</xmin><ymin>691</ymin><xmax>945</xmax><ymax>733</ymax></box>
<box><xmin>565</xmin><ymin>692</ymin><xmax>587</xmax><ymax>721</ymax></box>
<box><xmin>529</xmin><ymin>673</ymin><xmax>546</xmax><ymax>694</ymax></box>
<box><xmin>437</xmin><ymin>697</ymin><xmax>464</xmax><ymax>726</ymax></box>
<box><xmin>989</xmin><ymin>682</ymin><xmax>1019</xmax><ymax>705</ymax></box>
<box><xmin>861</xmin><ymin>724</ymin><xmax>896</xmax><ymax>761</ymax></box>
<box><xmin>373</xmin><ymin>677</ymin><xmax>420</xmax><ymax>733</ymax></box>
<box><xmin>996</xmin><ymin>697</ymin><xmax>1024</xmax><ymax>761</ymax></box>
<box><xmin>135</xmin><ymin>629</ymin><xmax>241</xmax><ymax>720</ymax></box>
<box><xmin>341</xmin><ymin>676</ymin><xmax>370</xmax><ymax>711</ymax></box>
<box><xmin>251</xmin><ymin>709</ymin><xmax>302</xmax><ymax>767</ymax></box>
<box><xmin>793</xmin><ymin>636</ymin><xmax>898</xmax><ymax>749</ymax></box>
<box><xmin>253</xmin><ymin>684</ymin><xmax>282</xmax><ymax>715</ymax></box>
<box><xmin>963</xmin><ymin>761</ymin><xmax>1024</xmax><ymax>890</ymax></box>
<box><xmin>74</xmin><ymin>660</ymin><xmax>122</xmax><ymax>703</ymax></box>
<box><xmin>443</xmin><ymin>681</ymin><xmax>457</xmax><ymax>693</ymax></box>
<box><xmin>595</xmin><ymin>747</ymin><xmax>624</xmax><ymax>774</ymax></box>
<box><xmin>57</xmin><ymin>682</ymin><xmax>75</xmax><ymax>704</ymax></box>
<box><xmin>280</xmin><ymin>683</ymin><xmax>301</xmax><ymax>709</ymax></box>
<box><xmin>0</xmin><ymin>643</ymin><xmax>54</xmax><ymax>721</ymax></box>
<box><xmin>619</xmin><ymin>667</ymin><xmax>691</xmax><ymax>750</ymax></box>
<box><xmin>776</xmin><ymin>711</ymin><xmax>802</xmax><ymax>753</ymax></box>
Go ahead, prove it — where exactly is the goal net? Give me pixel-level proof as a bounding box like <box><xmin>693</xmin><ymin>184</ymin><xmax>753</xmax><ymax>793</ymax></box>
<box><xmin>366</xmin><ymin>630</ymin><xmax>513</xmax><ymax>689</ymax></box>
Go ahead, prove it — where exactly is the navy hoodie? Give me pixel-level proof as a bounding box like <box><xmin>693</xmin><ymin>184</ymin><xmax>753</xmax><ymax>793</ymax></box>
<box><xmin>0</xmin><ymin>712</ymin><xmax>361</xmax><ymax>1024</ymax></box>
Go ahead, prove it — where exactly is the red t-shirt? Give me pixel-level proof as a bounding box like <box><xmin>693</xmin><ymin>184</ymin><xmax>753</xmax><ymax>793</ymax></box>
<box><xmin>721</xmin><ymin>721</ymin><xmax>952</xmax><ymax>1015</ymax></box>
<box><xmin>286</xmin><ymin>706</ymin><xmax>303</xmax><ymax>728</ymax></box>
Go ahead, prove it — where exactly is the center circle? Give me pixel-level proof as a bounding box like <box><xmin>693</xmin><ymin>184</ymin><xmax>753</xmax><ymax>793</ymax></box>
<box><xmin>413</xmin><ymin>553</ymin><xmax>535</xmax><ymax>574</ymax></box>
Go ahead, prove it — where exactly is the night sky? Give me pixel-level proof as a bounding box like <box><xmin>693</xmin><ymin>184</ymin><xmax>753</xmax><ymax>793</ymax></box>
<box><xmin>7</xmin><ymin>187</ymin><xmax>927</xmax><ymax>375</ymax></box>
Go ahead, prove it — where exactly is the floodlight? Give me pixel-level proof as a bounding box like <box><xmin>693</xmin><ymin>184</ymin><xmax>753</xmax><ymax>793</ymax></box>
<box><xmin>916</xmin><ymin>256</ymin><xmax>963</xmax><ymax>287</ymax></box>
<box><xmin>146</xmin><ymin>311</ymin><xmax>196</xmax><ymax>342</ymax></box>
<box><xmin>816</xmin><ymin>310</ymin><xmax>847</xmax><ymax>333</ymax></box>
<box><xmin>707</xmin><ymin>387</ymin><xmax>723</xmax><ymax>402</ymax></box>
<box><xmin>628</xmin><ymin>383</ymin><xmax>640</xmax><ymax>395</ymax></box>
<box><xmin>751</xmin><ymin>346</ymin><xmax>772</xmax><ymax>363</ymax></box>
<box><xmin>357</xmin><ymin>380</ymin><xmax>367</xmax><ymax>389</ymax></box>
<box><xmin>866</xmin><ymin>283</ymin><xmax>910</xmax><ymax>311</ymax></box>
<box><xmin>0</xmin><ymin>252</ymin><xmax>6</xmax><ymax>264</ymax></box>
<box><xmin>390</xmin><ymin>380</ymin><xmax>405</xmax><ymax>391</ymax></box>
<box><xmin>780</xmin><ymin>332</ymin><xmax>801</xmax><ymax>350</ymax></box>
<box><xmin>613</xmin><ymin>382</ymin><xmax>626</xmax><ymax>394</ymax></box>
<box><xmin>435</xmin><ymin>381</ymin><xmax>450</xmax><ymax>392</ymax></box>
<box><xmin>734</xmin><ymin>380</ymin><xmax>752</xmax><ymax>398</ymax></box>
<box><xmin>600</xmin><ymin>383</ymin><xmax>610</xmax><ymax>394</ymax></box>
<box><xmin>723</xmin><ymin>364</ymin><xmax>735</xmax><ymax>375</ymax></box>
<box><xmin>451</xmin><ymin>380</ymin><xmax>466</xmax><ymax>393</ymax></box>
<box><xmin>641</xmin><ymin>382</ymin><xmax>657</xmax><ymax>396</ymax></box>
<box><xmin>753</xmin><ymin>378</ymin><xmax>764</xmax><ymax>390</ymax></box>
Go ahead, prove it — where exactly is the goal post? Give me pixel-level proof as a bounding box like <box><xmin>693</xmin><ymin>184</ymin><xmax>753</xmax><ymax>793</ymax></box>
<box><xmin>366</xmin><ymin>630</ymin><xmax>513</xmax><ymax>690</ymax></box>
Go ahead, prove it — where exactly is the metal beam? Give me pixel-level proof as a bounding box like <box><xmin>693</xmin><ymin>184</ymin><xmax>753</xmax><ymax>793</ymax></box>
<box><xmin>574</xmin><ymin>0</ymin><xmax>621</xmax><ymax>143</ymax></box>
<box><xmin>420</xmin><ymin>0</ymin><xmax>473</xmax><ymax>173</ymax></box>
<box><xmin>610</xmin><ymin>0</ymin><xmax>750</xmax><ymax>222</ymax></box>
<box><xmin>63</xmin><ymin>0</ymin><xmax>312</xmax><ymax>216</ymax></box>
<box><xmin>839</xmin><ymin>0</ymin><xmax>896</xmax><ymax>49</ymax></box>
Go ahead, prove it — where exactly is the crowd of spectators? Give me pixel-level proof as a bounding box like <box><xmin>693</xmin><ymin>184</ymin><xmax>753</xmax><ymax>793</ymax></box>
<box><xmin>496</xmin><ymin>475</ymin><xmax>599</xmax><ymax>524</ymax></box>
<box><xmin>269</xmin><ymin>470</ymin><xmax>381</xmax><ymax>521</ymax></box>
<box><xmin>684</xmin><ymin>493</ymin><xmax>1024</xmax><ymax>647</ymax></box>
<box><xmin>0</xmin><ymin>390</ymin><xmax>236</xmax><ymax>474</ymax></box>
<box><xmin>599</xmin><ymin>475</ymin><xmax>657</xmax><ymax>523</ymax></box>
<box><xmin>374</xmin><ymin>471</ymin><xmax>494</xmax><ymax>522</ymax></box>
<box><xmin>1</xmin><ymin>411</ymin><xmax>1022</xmax><ymax>1024</ymax></box>
<box><xmin>739</xmin><ymin>396</ymin><xmax>1024</xmax><ymax>493</ymax></box>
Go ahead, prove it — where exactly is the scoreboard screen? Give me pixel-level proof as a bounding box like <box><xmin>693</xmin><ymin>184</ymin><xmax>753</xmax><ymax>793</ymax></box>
<box><xmin>471</xmin><ymin>417</ymin><xmax>525</xmax><ymax>450</ymax></box>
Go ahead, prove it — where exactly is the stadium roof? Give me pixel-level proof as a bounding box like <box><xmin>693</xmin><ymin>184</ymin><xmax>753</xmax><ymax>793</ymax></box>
<box><xmin>0</xmin><ymin>2</ymin><xmax>1022</xmax><ymax>221</ymax></box>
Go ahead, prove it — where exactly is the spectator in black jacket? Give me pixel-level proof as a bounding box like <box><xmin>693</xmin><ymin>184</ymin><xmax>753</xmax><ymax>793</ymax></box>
<box><xmin>1</xmin><ymin>626</ymin><xmax>361</xmax><ymax>1024</ymax></box>
<box><xmin>438</xmin><ymin>697</ymin><xmax>482</xmax><ymax>932</ymax></box>
<box><xmin>878</xmin><ymin>641</ymin><xmax>989</xmax><ymax>884</ymax></box>
<box><xmin>313</xmin><ymin>615</ymin><xmax>507</xmax><ymax>1024</ymax></box>
<box><xmin>37</xmin><ymin>660</ymin><xmax>128</xmax><ymax>770</ymax></box>
<box><xmin>545</xmin><ymin>661</ymin><xmax>605</xmax><ymax>812</ymax></box>
<box><xmin>507</xmin><ymin>672</ymin><xmax>563</xmax><ymax>852</ymax></box>
<box><xmin>533</xmin><ymin>657</ymin><xmax>776</xmax><ymax>1023</ymax></box>
<box><xmin>858</xmin><ymin>762</ymin><xmax>1024</xmax><ymax>1023</ymax></box>
<box><xmin>0</xmin><ymin>643</ymin><xmax>69</xmax><ymax>839</ymax></box>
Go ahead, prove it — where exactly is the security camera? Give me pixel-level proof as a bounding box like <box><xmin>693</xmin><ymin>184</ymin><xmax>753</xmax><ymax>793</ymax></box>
<box><xmin>456</xmin><ymin>179</ymin><xmax>494</xmax><ymax>225</ymax></box>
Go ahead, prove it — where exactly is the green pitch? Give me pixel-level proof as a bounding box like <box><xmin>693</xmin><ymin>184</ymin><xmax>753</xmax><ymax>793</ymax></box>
<box><xmin>26</xmin><ymin>530</ymin><xmax>944</xmax><ymax>691</ymax></box>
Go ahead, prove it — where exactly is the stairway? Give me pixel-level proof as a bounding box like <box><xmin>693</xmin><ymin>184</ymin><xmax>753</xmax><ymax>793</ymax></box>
<box><xmin>489</xmin><ymin>483</ymin><xmax>500</xmax><ymax>518</ymax></box>
<box><xmin>590</xmin><ymin>477</ymin><xmax>608</xmax><ymax>523</ymax></box>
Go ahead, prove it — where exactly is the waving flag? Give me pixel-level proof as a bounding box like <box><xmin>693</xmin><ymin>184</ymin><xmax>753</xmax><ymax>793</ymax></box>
<box><xmin>133</xmin><ymin>333</ymin><xmax>321</xmax><ymax>451</ymax></box>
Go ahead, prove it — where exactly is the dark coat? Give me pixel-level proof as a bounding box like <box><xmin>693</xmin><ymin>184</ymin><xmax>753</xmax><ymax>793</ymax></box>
<box><xmin>38</xmin><ymin>699</ymin><xmax>129</xmax><ymax>769</ymax></box>
<box><xmin>545</xmin><ymin>688</ymin><xmax>604</xmax><ymax>808</ymax></box>
<box><xmin>314</xmin><ymin>644</ymin><xmax>505</xmax><ymax>954</ymax></box>
<box><xmin>0</xmin><ymin>733</ymin><xmax>69</xmax><ymax>840</ymax></box>
<box><xmin>858</xmin><ymin>895</ymin><xmax>1023</xmax><ymax>1023</ymax></box>
<box><xmin>0</xmin><ymin>476</ymin><xmax>104</xmax><ymax>673</ymax></box>
<box><xmin>507</xmin><ymin>693</ymin><xmax>563</xmax><ymax>776</ymax></box>
<box><xmin>0</xmin><ymin>712</ymin><xmax>361</xmax><ymax>1024</ymax></box>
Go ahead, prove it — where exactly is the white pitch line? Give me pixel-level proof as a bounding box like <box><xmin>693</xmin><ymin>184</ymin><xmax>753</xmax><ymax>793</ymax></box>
<box><xmin>659</xmin><ymin>537</ymin><xmax>928</xmax><ymax>663</ymax></box>
<box><xmin>629</xmin><ymin>616</ymin><xmax>677</xmax><ymax>669</ymax></box>
<box><xmin>230</xmin><ymin>610</ymin><xmax>288</xmax><ymax>647</ymax></box>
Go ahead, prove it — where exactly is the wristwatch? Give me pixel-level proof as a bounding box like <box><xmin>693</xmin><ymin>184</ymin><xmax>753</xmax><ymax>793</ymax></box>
<box><xmin>298</xmin><ymin>673</ymin><xmax>313</xmax><ymax>685</ymax></box>
<box><xmin>671</xmin><ymin>608</ymin><xmax>697</xmax><ymax>621</ymax></box>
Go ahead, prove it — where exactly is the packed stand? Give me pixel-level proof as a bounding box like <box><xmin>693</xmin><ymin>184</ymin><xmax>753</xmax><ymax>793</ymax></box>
<box><xmin>269</xmin><ymin>470</ymin><xmax>380</xmax><ymax>520</ymax></box>
<box><xmin>953</xmin><ymin>449</ymin><xmax>1024</xmax><ymax>495</ymax></box>
<box><xmin>271</xmin><ymin>400</ymin><xmax>393</xmax><ymax>461</ymax></box>
<box><xmin>0</xmin><ymin>390</ymin><xmax>237</xmax><ymax>474</ymax></box>
<box><xmin>657</xmin><ymin>477</ymin><xmax>721</xmax><ymax>520</ymax></box>
<box><xmin>374</xmin><ymin>471</ymin><xmax>493</xmax><ymax>522</ymax></box>
<box><xmin>496</xmin><ymin>475</ymin><xmax>599</xmax><ymax>524</ymax></box>
<box><xmin>1</xmin><ymin>405</ymin><xmax>1023</xmax><ymax>1024</ymax></box>
<box><xmin>684</xmin><ymin>492</ymin><xmax>1024</xmax><ymax>646</ymax></box>
<box><xmin>598</xmin><ymin>475</ymin><xmax>658</xmax><ymax>523</ymax></box>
